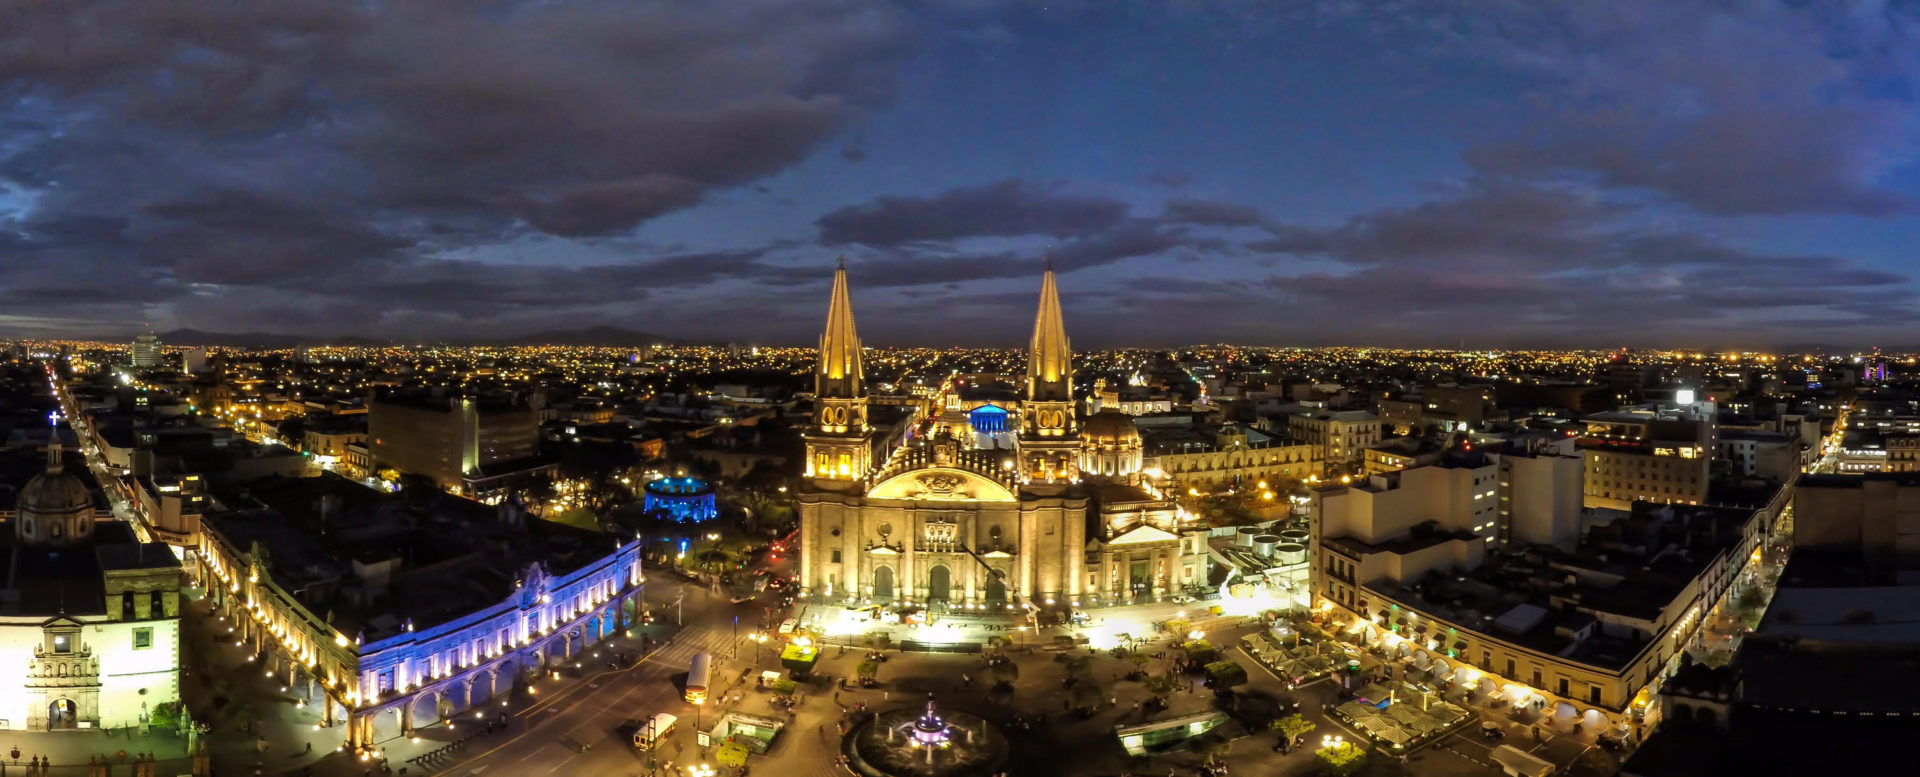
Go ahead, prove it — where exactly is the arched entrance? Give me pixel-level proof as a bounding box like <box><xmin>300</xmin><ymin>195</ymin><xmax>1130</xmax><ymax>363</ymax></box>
<box><xmin>872</xmin><ymin>566</ymin><xmax>895</xmax><ymax>602</ymax></box>
<box><xmin>48</xmin><ymin>699</ymin><xmax>77</xmax><ymax>730</ymax></box>
<box><xmin>984</xmin><ymin>576</ymin><xmax>1008</xmax><ymax>606</ymax></box>
<box><xmin>926</xmin><ymin>565</ymin><xmax>952</xmax><ymax>604</ymax></box>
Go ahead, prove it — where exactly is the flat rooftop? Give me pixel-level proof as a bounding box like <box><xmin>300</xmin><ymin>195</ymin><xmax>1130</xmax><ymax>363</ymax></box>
<box><xmin>205</xmin><ymin>473</ymin><xmax>619</xmax><ymax>641</ymax></box>
<box><xmin>0</xmin><ymin>522</ymin><xmax>180</xmax><ymax>617</ymax></box>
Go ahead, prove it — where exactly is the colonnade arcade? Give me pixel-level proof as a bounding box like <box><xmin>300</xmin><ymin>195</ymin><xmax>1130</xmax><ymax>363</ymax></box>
<box><xmin>219</xmin><ymin>586</ymin><xmax>643</xmax><ymax>749</ymax></box>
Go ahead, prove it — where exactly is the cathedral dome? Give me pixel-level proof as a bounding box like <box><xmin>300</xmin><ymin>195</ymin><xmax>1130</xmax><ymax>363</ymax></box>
<box><xmin>17</xmin><ymin>445</ymin><xmax>94</xmax><ymax>545</ymax></box>
<box><xmin>1082</xmin><ymin>409</ymin><xmax>1141</xmax><ymax>446</ymax></box>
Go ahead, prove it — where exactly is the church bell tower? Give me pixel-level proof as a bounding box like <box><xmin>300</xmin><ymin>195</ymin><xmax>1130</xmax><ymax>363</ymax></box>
<box><xmin>1020</xmin><ymin>264</ymin><xmax>1079</xmax><ymax>484</ymax></box>
<box><xmin>805</xmin><ymin>260</ymin><xmax>875</xmax><ymax>485</ymax></box>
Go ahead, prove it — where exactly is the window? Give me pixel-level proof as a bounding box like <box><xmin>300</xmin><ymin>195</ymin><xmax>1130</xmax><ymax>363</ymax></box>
<box><xmin>150</xmin><ymin>591</ymin><xmax>165</xmax><ymax>618</ymax></box>
<box><xmin>53</xmin><ymin>635</ymin><xmax>71</xmax><ymax>654</ymax></box>
<box><xmin>134</xmin><ymin>628</ymin><xmax>154</xmax><ymax>650</ymax></box>
<box><xmin>1589</xmin><ymin>685</ymin><xmax>1602</xmax><ymax>704</ymax></box>
<box><xmin>831</xmin><ymin>550</ymin><xmax>843</xmax><ymax>564</ymax></box>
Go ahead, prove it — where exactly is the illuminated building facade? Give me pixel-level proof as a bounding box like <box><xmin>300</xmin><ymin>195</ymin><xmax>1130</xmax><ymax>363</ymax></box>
<box><xmin>798</xmin><ymin>265</ymin><xmax>1209</xmax><ymax>613</ymax></box>
<box><xmin>195</xmin><ymin>475</ymin><xmax>643</xmax><ymax>751</ymax></box>
<box><xmin>1579</xmin><ymin>405</ymin><xmax>1716</xmax><ymax>510</ymax></box>
<box><xmin>0</xmin><ymin>443</ymin><xmax>182</xmax><ymax>731</ymax></box>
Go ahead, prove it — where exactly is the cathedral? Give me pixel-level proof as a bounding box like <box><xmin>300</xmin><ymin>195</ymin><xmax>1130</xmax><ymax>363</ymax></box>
<box><xmin>796</xmin><ymin>265</ymin><xmax>1211</xmax><ymax>617</ymax></box>
<box><xmin>0</xmin><ymin>442</ymin><xmax>182</xmax><ymax>731</ymax></box>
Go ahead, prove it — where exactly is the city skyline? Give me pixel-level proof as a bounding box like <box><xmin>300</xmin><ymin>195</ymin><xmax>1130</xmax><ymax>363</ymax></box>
<box><xmin>6</xmin><ymin>2</ymin><xmax>1920</xmax><ymax>348</ymax></box>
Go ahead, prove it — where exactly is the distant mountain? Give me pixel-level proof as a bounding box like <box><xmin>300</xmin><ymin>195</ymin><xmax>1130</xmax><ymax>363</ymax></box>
<box><xmin>503</xmin><ymin>325</ymin><xmax>670</xmax><ymax>347</ymax></box>
<box><xmin>156</xmin><ymin>328</ymin><xmax>309</xmax><ymax>347</ymax></box>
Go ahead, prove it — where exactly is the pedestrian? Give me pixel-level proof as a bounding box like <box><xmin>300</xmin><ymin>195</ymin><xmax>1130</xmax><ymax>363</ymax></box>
<box><xmin>304</xmin><ymin>742</ymin><xmax>313</xmax><ymax>754</ymax></box>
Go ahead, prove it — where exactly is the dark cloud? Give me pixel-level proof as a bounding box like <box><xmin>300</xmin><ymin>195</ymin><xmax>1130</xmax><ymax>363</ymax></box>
<box><xmin>0</xmin><ymin>0</ymin><xmax>914</xmax><ymax>333</ymax></box>
<box><xmin>1159</xmin><ymin>199</ymin><xmax>1267</xmax><ymax>228</ymax></box>
<box><xmin>1240</xmin><ymin>180</ymin><xmax>1914</xmax><ymax>345</ymax></box>
<box><xmin>816</xmin><ymin>179</ymin><xmax>1129</xmax><ymax>245</ymax></box>
<box><xmin>1330</xmin><ymin>1</ymin><xmax>1920</xmax><ymax>216</ymax></box>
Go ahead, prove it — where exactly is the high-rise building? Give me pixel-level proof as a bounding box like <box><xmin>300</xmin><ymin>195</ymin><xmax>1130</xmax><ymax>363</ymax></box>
<box><xmin>368</xmin><ymin>394</ymin><xmax>540</xmax><ymax>493</ymax></box>
<box><xmin>129</xmin><ymin>334</ymin><xmax>162</xmax><ymax>368</ymax></box>
<box><xmin>183</xmin><ymin>346</ymin><xmax>210</xmax><ymax>374</ymax></box>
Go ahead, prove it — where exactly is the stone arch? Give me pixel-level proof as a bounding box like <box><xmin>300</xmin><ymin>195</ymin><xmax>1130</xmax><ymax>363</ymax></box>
<box><xmin>926</xmin><ymin>565</ymin><xmax>952</xmax><ymax>604</ymax></box>
<box><xmin>983</xmin><ymin>575</ymin><xmax>1008</xmax><ymax>606</ymax></box>
<box><xmin>872</xmin><ymin>566</ymin><xmax>895</xmax><ymax>601</ymax></box>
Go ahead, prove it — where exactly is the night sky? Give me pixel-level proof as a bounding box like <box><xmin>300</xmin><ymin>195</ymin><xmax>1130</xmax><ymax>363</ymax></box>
<box><xmin>4</xmin><ymin>1</ymin><xmax>1919</xmax><ymax>348</ymax></box>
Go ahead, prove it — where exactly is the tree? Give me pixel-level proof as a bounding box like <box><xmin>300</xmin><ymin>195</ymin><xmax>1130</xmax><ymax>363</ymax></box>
<box><xmin>1143</xmin><ymin>673</ymin><xmax>1181</xmax><ymax>704</ymax></box>
<box><xmin>1056</xmin><ymin>654</ymin><xmax>1093</xmax><ymax>680</ymax></box>
<box><xmin>1317</xmin><ymin>743</ymin><xmax>1365</xmax><ymax>775</ymax></box>
<box><xmin>1068</xmin><ymin>681</ymin><xmax>1105</xmax><ymax>714</ymax></box>
<box><xmin>1126</xmin><ymin>652</ymin><xmax>1152</xmax><ymax>679</ymax></box>
<box><xmin>148</xmin><ymin>702</ymin><xmax>180</xmax><ymax>734</ymax></box>
<box><xmin>989</xmin><ymin>659</ymin><xmax>1019</xmax><ymax>689</ymax></box>
<box><xmin>1273</xmin><ymin>713</ymin><xmax>1316</xmax><ymax>746</ymax></box>
<box><xmin>1192</xmin><ymin>733</ymin><xmax>1231</xmax><ymax>765</ymax></box>
<box><xmin>1204</xmin><ymin>660</ymin><xmax>1248</xmax><ymax>691</ymax></box>
<box><xmin>716</xmin><ymin>741</ymin><xmax>751</xmax><ymax>768</ymax></box>
<box><xmin>1183</xmin><ymin>640</ymin><xmax>1218</xmax><ymax>666</ymax></box>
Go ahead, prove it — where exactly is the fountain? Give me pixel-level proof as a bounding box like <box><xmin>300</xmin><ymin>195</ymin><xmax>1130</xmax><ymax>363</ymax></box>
<box><xmin>845</xmin><ymin>695</ymin><xmax>1008</xmax><ymax>777</ymax></box>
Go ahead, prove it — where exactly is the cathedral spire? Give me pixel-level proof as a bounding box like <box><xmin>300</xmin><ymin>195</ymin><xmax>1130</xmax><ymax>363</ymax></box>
<box><xmin>817</xmin><ymin>259</ymin><xmax>864</xmax><ymax>399</ymax></box>
<box><xmin>1027</xmin><ymin>264</ymin><xmax>1071</xmax><ymax>402</ymax></box>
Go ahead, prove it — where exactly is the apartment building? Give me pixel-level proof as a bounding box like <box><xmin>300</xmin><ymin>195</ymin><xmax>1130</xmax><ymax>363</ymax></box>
<box><xmin>1314</xmin><ymin>466</ymin><xmax>1776</xmax><ymax>735</ymax></box>
<box><xmin>1288</xmin><ymin>410</ymin><xmax>1381</xmax><ymax>472</ymax></box>
<box><xmin>1142</xmin><ymin>423</ymin><xmax>1320</xmax><ymax>493</ymax></box>
<box><xmin>1579</xmin><ymin>406</ymin><xmax>1716</xmax><ymax>510</ymax></box>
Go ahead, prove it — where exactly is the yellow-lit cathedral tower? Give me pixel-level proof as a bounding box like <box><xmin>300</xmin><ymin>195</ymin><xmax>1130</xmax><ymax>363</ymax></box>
<box><xmin>803</xmin><ymin>260</ymin><xmax>874</xmax><ymax>486</ymax></box>
<box><xmin>1019</xmin><ymin>264</ymin><xmax>1080</xmax><ymax>485</ymax></box>
<box><xmin>797</xmin><ymin>262</ymin><xmax>1207</xmax><ymax>614</ymax></box>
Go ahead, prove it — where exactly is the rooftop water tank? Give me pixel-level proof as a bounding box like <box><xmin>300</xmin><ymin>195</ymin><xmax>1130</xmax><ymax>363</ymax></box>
<box><xmin>1275</xmin><ymin>543</ymin><xmax>1308</xmax><ymax>565</ymax></box>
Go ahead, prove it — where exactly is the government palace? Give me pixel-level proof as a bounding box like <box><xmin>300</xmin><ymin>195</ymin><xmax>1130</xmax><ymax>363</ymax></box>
<box><xmin>796</xmin><ymin>264</ymin><xmax>1211</xmax><ymax>617</ymax></box>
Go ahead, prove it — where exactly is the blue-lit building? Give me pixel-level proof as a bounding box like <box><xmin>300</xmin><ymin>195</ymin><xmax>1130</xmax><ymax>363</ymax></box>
<box><xmin>644</xmin><ymin>476</ymin><xmax>718</xmax><ymax>522</ymax></box>
<box><xmin>968</xmin><ymin>404</ymin><xmax>1010</xmax><ymax>434</ymax></box>
<box><xmin>194</xmin><ymin>474</ymin><xmax>644</xmax><ymax>751</ymax></box>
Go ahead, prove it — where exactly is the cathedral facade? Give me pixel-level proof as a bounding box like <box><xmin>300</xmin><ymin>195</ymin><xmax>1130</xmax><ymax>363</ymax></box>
<box><xmin>0</xmin><ymin>443</ymin><xmax>182</xmax><ymax>731</ymax></box>
<box><xmin>797</xmin><ymin>265</ymin><xmax>1210</xmax><ymax>615</ymax></box>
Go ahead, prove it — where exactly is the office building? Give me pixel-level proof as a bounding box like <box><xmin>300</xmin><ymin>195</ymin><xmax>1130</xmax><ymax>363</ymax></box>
<box><xmin>368</xmin><ymin>393</ymin><xmax>540</xmax><ymax>494</ymax></box>
<box><xmin>129</xmin><ymin>335</ymin><xmax>162</xmax><ymax>369</ymax></box>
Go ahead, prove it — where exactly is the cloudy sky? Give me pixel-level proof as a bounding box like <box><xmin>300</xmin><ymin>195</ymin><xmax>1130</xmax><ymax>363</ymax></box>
<box><xmin>4</xmin><ymin>1</ymin><xmax>1920</xmax><ymax>348</ymax></box>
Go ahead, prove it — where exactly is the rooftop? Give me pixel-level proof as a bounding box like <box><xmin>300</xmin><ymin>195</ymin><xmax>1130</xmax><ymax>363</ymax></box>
<box><xmin>205</xmin><ymin>473</ymin><xmax>621</xmax><ymax>640</ymax></box>
<box><xmin>0</xmin><ymin>522</ymin><xmax>180</xmax><ymax>617</ymax></box>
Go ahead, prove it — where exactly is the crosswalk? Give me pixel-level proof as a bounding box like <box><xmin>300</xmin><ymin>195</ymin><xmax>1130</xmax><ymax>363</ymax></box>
<box><xmin>645</xmin><ymin>626</ymin><xmax>744</xmax><ymax>669</ymax></box>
